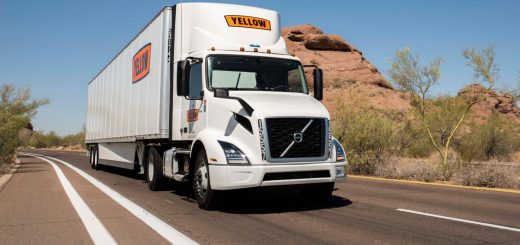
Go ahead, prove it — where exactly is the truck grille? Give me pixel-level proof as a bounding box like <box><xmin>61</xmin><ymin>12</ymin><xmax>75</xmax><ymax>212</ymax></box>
<box><xmin>265</xmin><ymin>118</ymin><xmax>326</xmax><ymax>159</ymax></box>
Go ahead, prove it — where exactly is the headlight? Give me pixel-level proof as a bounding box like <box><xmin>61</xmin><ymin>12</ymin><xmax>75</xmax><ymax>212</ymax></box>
<box><xmin>218</xmin><ymin>141</ymin><xmax>250</xmax><ymax>165</ymax></box>
<box><xmin>333</xmin><ymin>139</ymin><xmax>346</xmax><ymax>162</ymax></box>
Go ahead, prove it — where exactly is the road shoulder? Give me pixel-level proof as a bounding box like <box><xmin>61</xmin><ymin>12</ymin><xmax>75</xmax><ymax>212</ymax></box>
<box><xmin>0</xmin><ymin>158</ymin><xmax>21</xmax><ymax>192</ymax></box>
<box><xmin>349</xmin><ymin>175</ymin><xmax>520</xmax><ymax>195</ymax></box>
<box><xmin>0</xmin><ymin>155</ymin><xmax>92</xmax><ymax>244</ymax></box>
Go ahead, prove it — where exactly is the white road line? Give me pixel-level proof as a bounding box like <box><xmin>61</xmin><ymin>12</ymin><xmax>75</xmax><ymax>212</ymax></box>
<box><xmin>25</xmin><ymin>153</ymin><xmax>198</xmax><ymax>245</ymax></box>
<box><xmin>24</xmin><ymin>154</ymin><xmax>117</xmax><ymax>245</ymax></box>
<box><xmin>397</xmin><ymin>208</ymin><xmax>520</xmax><ymax>233</ymax></box>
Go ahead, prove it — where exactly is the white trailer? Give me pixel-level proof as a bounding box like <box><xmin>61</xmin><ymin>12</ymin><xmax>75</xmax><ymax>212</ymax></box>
<box><xmin>86</xmin><ymin>2</ymin><xmax>347</xmax><ymax>210</ymax></box>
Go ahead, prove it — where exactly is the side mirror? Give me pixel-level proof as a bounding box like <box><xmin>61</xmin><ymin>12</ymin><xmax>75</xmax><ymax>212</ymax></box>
<box><xmin>177</xmin><ymin>60</ymin><xmax>191</xmax><ymax>96</ymax></box>
<box><xmin>313</xmin><ymin>68</ymin><xmax>323</xmax><ymax>101</ymax></box>
<box><xmin>214</xmin><ymin>88</ymin><xmax>229</xmax><ymax>98</ymax></box>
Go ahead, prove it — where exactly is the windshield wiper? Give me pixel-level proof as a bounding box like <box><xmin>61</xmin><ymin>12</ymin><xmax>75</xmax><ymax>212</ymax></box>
<box><xmin>234</xmin><ymin>72</ymin><xmax>242</xmax><ymax>89</ymax></box>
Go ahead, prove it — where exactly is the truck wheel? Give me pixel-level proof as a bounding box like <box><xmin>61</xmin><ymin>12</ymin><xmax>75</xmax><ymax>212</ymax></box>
<box><xmin>301</xmin><ymin>182</ymin><xmax>334</xmax><ymax>203</ymax></box>
<box><xmin>193</xmin><ymin>149</ymin><xmax>219</xmax><ymax>210</ymax></box>
<box><xmin>145</xmin><ymin>147</ymin><xmax>165</xmax><ymax>191</ymax></box>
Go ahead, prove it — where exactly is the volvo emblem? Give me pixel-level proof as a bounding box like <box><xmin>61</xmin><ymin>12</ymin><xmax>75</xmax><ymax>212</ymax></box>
<box><xmin>293</xmin><ymin>132</ymin><xmax>303</xmax><ymax>143</ymax></box>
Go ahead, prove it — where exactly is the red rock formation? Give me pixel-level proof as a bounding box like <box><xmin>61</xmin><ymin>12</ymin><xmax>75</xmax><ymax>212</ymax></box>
<box><xmin>282</xmin><ymin>24</ymin><xmax>410</xmax><ymax>114</ymax></box>
<box><xmin>458</xmin><ymin>84</ymin><xmax>520</xmax><ymax>119</ymax></box>
<box><xmin>282</xmin><ymin>25</ymin><xmax>519</xmax><ymax>122</ymax></box>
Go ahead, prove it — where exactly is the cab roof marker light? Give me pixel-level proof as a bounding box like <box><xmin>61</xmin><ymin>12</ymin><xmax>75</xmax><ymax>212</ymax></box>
<box><xmin>210</xmin><ymin>47</ymin><xmax>215</xmax><ymax>51</ymax></box>
<box><xmin>267</xmin><ymin>49</ymin><xmax>271</xmax><ymax>54</ymax></box>
<box><xmin>240</xmin><ymin>47</ymin><xmax>245</xmax><ymax>52</ymax></box>
<box><xmin>253</xmin><ymin>48</ymin><xmax>258</xmax><ymax>52</ymax></box>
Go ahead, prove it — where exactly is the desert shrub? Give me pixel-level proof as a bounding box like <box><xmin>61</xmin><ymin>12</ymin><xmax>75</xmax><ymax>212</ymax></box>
<box><xmin>27</xmin><ymin>131</ymin><xmax>61</xmax><ymax>148</ymax></box>
<box><xmin>333</xmin><ymin>97</ymin><xmax>394</xmax><ymax>175</ymax></box>
<box><xmin>423</xmin><ymin>96</ymin><xmax>469</xmax><ymax>147</ymax></box>
<box><xmin>62</xmin><ymin>131</ymin><xmax>86</xmax><ymax>148</ymax></box>
<box><xmin>392</xmin><ymin>119</ymin><xmax>433</xmax><ymax>158</ymax></box>
<box><xmin>459</xmin><ymin>164</ymin><xmax>520</xmax><ymax>189</ymax></box>
<box><xmin>0</xmin><ymin>84</ymin><xmax>47</xmax><ymax>165</ymax></box>
<box><xmin>389</xmin><ymin>46</ymin><xmax>499</xmax><ymax>179</ymax></box>
<box><xmin>332</xmin><ymin>78</ymin><xmax>343</xmax><ymax>89</ymax></box>
<box><xmin>458</xmin><ymin>114</ymin><xmax>520</xmax><ymax>162</ymax></box>
<box><xmin>375</xmin><ymin>157</ymin><xmax>441</xmax><ymax>182</ymax></box>
<box><xmin>26</xmin><ymin>130</ymin><xmax>85</xmax><ymax>149</ymax></box>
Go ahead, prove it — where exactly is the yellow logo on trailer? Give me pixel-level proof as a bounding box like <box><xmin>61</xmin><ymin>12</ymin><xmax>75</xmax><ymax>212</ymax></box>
<box><xmin>225</xmin><ymin>15</ymin><xmax>271</xmax><ymax>31</ymax></box>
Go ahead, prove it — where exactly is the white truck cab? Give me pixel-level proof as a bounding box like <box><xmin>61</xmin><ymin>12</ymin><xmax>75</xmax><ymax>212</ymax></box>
<box><xmin>86</xmin><ymin>3</ymin><xmax>347</xmax><ymax>210</ymax></box>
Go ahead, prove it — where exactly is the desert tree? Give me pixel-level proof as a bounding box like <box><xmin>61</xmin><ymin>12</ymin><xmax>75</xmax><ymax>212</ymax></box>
<box><xmin>388</xmin><ymin>46</ymin><xmax>498</xmax><ymax>178</ymax></box>
<box><xmin>0</xmin><ymin>84</ymin><xmax>48</xmax><ymax>165</ymax></box>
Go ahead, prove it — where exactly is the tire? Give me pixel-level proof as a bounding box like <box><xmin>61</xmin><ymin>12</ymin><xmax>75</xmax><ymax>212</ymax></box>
<box><xmin>193</xmin><ymin>149</ymin><xmax>219</xmax><ymax>210</ymax></box>
<box><xmin>89</xmin><ymin>147</ymin><xmax>94</xmax><ymax>166</ymax></box>
<box><xmin>301</xmin><ymin>182</ymin><xmax>334</xmax><ymax>203</ymax></box>
<box><xmin>145</xmin><ymin>147</ymin><xmax>165</xmax><ymax>191</ymax></box>
<box><xmin>91</xmin><ymin>147</ymin><xmax>101</xmax><ymax>170</ymax></box>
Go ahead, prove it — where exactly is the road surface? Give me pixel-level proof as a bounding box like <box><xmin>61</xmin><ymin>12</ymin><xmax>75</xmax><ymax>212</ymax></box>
<box><xmin>1</xmin><ymin>150</ymin><xmax>519</xmax><ymax>244</ymax></box>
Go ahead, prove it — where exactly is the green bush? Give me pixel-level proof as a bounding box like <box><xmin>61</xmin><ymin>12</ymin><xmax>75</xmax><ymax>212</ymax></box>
<box><xmin>333</xmin><ymin>98</ymin><xmax>394</xmax><ymax>175</ymax></box>
<box><xmin>26</xmin><ymin>130</ymin><xmax>85</xmax><ymax>149</ymax></box>
<box><xmin>0</xmin><ymin>84</ymin><xmax>47</xmax><ymax>165</ymax></box>
<box><xmin>458</xmin><ymin>114</ymin><xmax>520</xmax><ymax>162</ymax></box>
<box><xmin>392</xmin><ymin>119</ymin><xmax>433</xmax><ymax>158</ymax></box>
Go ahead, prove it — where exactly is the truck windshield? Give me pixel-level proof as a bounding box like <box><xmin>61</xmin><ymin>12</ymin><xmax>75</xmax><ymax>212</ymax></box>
<box><xmin>207</xmin><ymin>55</ymin><xmax>308</xmax><ymax>94</ymax></box>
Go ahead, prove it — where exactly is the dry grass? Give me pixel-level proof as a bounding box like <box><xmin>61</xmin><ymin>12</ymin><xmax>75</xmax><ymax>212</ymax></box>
<box><xmin>0</xmin><ymin>155</ymin><xmax>15</xmax><ymax>175</ymax></box>
<box><xmin>375</xmin><ymin>157</ymin><xmax>441</xmax><ymax>182</ymax></box>
<box><xmin>455</xmin><ymin>162</ymin><xmax>520</xmax><ymax>189</ymax></box>
<box><xmin>372</xmin><ymin>154</ymin><xmax>520</xmax><ymax>190</ymax></box>
<box><xmin>514</xmin><ymin>152</ymin><xmax>520</xmax><ymax>162</ymax></box>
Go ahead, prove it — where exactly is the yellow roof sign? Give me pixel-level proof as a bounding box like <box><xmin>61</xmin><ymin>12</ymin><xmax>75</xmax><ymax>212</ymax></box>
<box><xmin>225</xmin><ymin>15</ymin><xmax>271</xmax><ymax>31</ymax></box>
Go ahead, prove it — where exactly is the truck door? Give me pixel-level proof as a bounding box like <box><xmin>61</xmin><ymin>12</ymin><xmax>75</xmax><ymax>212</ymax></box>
<box><xmin>180</xmin><ymin>63</ymin><xmax>205</xmax><ymax>140</ymax></box>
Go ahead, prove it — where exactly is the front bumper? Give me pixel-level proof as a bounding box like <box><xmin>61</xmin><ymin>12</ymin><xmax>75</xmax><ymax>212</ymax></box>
<box><xmin>209</xmin><ymin>162</ymin><xmax>347</xmax><ymax>190</ymax></box>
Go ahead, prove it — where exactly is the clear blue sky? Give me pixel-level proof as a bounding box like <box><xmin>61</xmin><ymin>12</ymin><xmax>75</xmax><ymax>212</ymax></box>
<box><xmin>1</xmin><ymin>0</ymin><xmax>519</xmax><ymax>135</ymax></box>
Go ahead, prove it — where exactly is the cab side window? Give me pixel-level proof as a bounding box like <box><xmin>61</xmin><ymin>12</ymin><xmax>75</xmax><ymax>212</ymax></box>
<box><xmin>188</xmin><ymin>63</ymin><xmax>202</xmax><ymax>99</ymax></box>
<box><xmin>287</xmin><ymin>67</ymin><xmax>304</xmax><ymax>93</ymax></box>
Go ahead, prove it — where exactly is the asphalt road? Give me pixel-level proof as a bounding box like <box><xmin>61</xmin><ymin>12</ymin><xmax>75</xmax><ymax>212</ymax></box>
<box><xmin>1</xmin><ymin>150</ymin><xmax>520</xmax><ymax>244</ymax></box>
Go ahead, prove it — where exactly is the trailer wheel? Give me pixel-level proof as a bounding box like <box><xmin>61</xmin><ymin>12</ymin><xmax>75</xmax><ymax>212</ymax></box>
<box><xmin>301</xmin><ymin>182</ymin><xmax>334</xmax><ymax>203</ymax></box>
<box><xmin>91</xmin><ymin>147</ymin><xmax>101</xmax><ymax>170</ymax></box>
<box><xmin>145</xmin><ymin>147</ymin><xmax>165</xmax><ymax>191</ymax></box>
<box><xmin>89</xmin><ymin>147</ymin><xmax>94</xmax><ymax>166</ymax></box>
<box><xmin>193</xmin><ymin>149</ymin><xmax>219</xmax><ymax>210</ymax></box>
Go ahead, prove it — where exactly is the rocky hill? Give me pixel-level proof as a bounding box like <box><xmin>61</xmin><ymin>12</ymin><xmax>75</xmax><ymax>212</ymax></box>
<box><xmin>282</xmin><ymin>24</ymin><xmax>411</xmax><ymax>115</ymax></box>
<box><xmin>459</xmin><ymin>84</ymin><xmax>520</xmax><ymax>120</ymax></box>
<box><xmin>282</xmin><ymin>24</ymin><xmax>520</xmax><ymax>121</ymax></box>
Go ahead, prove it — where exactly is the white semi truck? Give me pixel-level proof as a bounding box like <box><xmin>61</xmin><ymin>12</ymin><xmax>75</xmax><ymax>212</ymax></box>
<box><xmin>86</xmin><ymin>2</ymin><xmax>347</xmax><ymax>210</ymax></box>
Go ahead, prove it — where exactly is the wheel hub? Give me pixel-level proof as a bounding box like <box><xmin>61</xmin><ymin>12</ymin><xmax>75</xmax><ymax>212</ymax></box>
<box><xmin>194</xmin><ymin>162</ymin><xmax>208</xmax><ymax>199</ymax></box>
